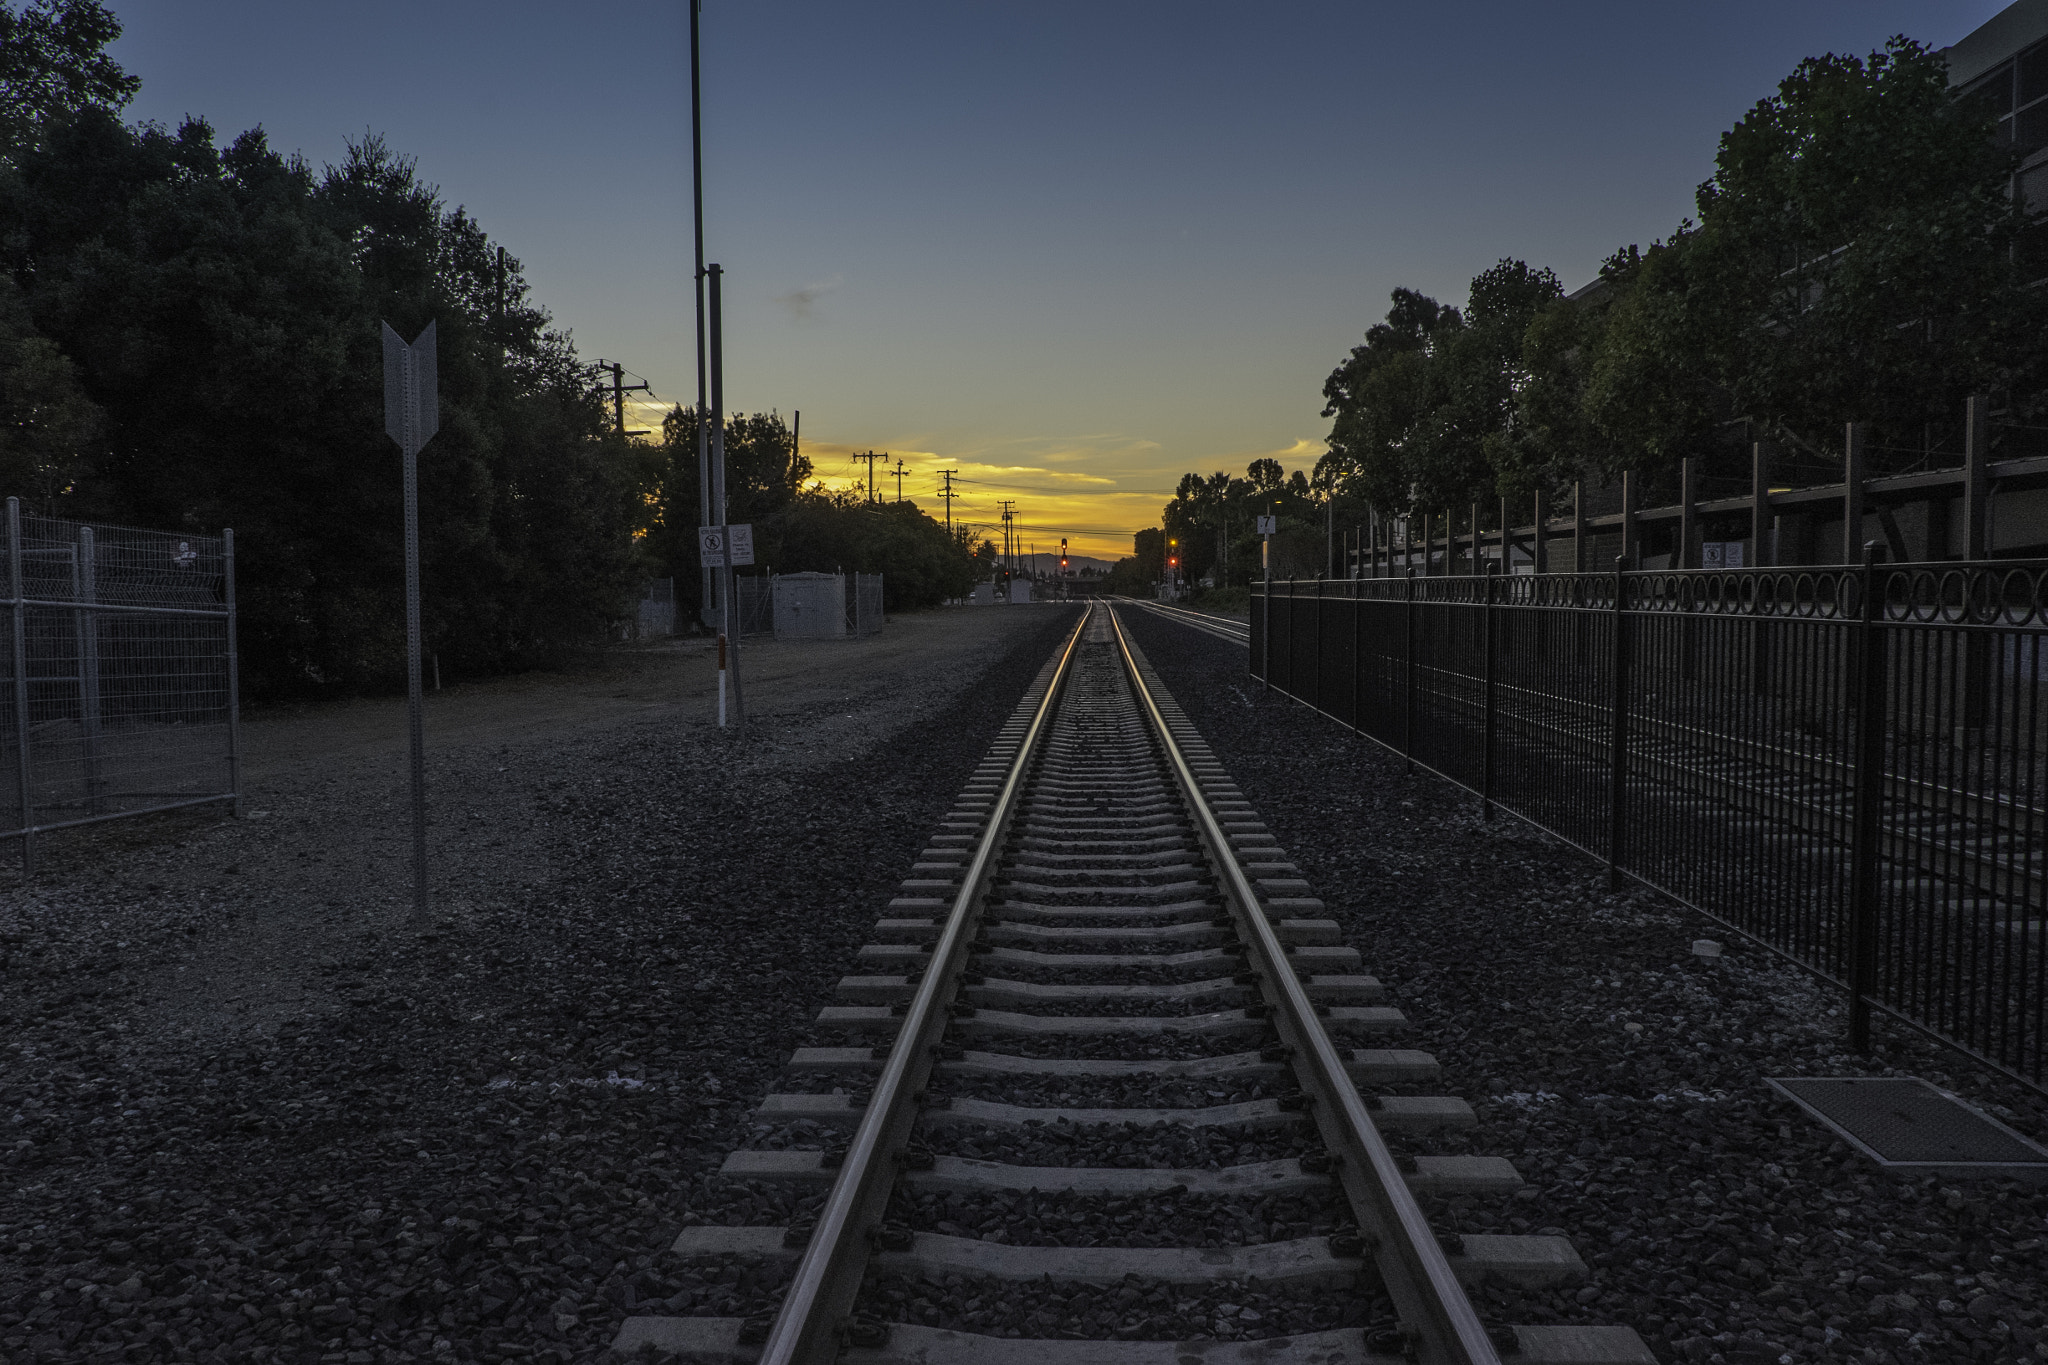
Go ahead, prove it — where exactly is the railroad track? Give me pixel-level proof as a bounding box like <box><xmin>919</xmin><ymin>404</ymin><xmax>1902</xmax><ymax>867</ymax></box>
<box><xmin>1116</xmin><ymin>598</ymin><xmax>1252</xmax><ymax>647</ymax></box>
<box><xmin>1234</xmin><ymin>592</ymin><xmax>2043</xmax><ymax>927</ymax></box>
<box><xmin>1365</xmin><ymin>657</ymin><xmax>2048</xmax><ymax>929</ymax></box>
<box><xmin>613</xmin><ymin>603</ymin><xmax>1651</xmax><ymax>1365</ymax></box>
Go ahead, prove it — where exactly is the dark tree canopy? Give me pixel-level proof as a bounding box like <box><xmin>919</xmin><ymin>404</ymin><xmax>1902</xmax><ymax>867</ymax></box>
<box><xmin>0</xmin><ymin>4</ymin><xmax>644</xmax><ymax>694</ymax></box>
<box><xmin>1315</xmin><ymin>36</ymin><xmax>2044</xmax><ymax>523</ymax></box>
<box><xmin>0</xmin><ymin>0</ymin><xmax>135</xmax><ymax>152</ymax></box>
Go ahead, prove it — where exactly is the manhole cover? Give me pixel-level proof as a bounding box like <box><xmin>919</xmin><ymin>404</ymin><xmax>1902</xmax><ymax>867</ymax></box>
<box><xmin>1767</xmin><ymin>1077</ymin><xmax>2048</xmax><ymax>1180</ymax></box>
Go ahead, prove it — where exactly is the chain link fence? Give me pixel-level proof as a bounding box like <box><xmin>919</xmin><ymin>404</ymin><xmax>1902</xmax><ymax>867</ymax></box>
<box><xmin>2</xmin><ymin>499</ymin><xmax>240</xmax><ymax>872</ymax></box>
<box><xmin>635</xmin><ymin>578</ymin><xmax>674</xmax><ymax>638</ymax></box>
<box><xmin>849</xmin><ymin>572</ymin><xmax>884</xmax><ymax>637</ymax></box>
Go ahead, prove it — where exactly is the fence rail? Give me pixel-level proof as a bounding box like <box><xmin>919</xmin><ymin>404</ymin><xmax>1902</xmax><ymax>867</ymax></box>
<box><xmin>1251</xmin><ymin>558</ymin><xmax>2048</xmax><ymax>1090</ymax></box>
<box><xmin>2</xmin><ymin>499</ymin><xmax>240</xmax><ymax>872</ymax></box>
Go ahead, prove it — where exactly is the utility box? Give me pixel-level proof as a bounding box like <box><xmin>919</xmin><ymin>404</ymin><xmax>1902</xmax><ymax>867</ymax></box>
<box><xmin>970</xmin><ymin>582</ymin><xmax>995</xmax><ymax>605</ymax></box>
<box><xmin>1011</xmin><ymin>580</ymin><xmax>1032</xmax><ymax>604</ymax></box>
<box><xmin>773</xmin><ymin>572</ymin><xmax>846</xmax><ymax>639</ymax></box>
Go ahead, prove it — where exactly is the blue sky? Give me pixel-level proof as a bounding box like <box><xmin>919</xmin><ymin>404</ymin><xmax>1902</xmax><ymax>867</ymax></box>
<box><xmin>108</xmin><ymin>1</ymin><xmax>2009</xmax><ymax>556</ymax></box>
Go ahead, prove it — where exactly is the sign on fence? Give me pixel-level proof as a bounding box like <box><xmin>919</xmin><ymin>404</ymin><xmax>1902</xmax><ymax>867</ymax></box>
<box><xmin>1701</xmin><ymin>541</ymin><xmax>1744</xmax><ymax>569</ymax></box>
<box><xmin>698</xmin><ymin>524</ymin><xmax>754</xmax><ymax>567</ymax></box>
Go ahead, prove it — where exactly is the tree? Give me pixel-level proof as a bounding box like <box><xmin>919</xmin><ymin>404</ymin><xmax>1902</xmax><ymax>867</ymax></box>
<box><xmin>0</xmin><ymin>0</ymin><xmax>135</xmax><ymax>157</ymax></box>
<box><xmin>643</xmin><ymin>406</ymin><xmax>810</xmax><ymax>584</ymax></box>
<box><xmin>1321</xmin><ymin>263</ymin><xmax>1558</xmax><ymax>516</ymax></box>
<box><xmin>1</xmin><ymin>106</ymin><xmax>642</xmax><ymax>691</ymax></box>
<box><xmin>0</xmin><ymin>275</ymin><xmax>99</xmax><ymax>506</ymax></box>
<box><xmin>1586</xmin><ymin>37</ymin><xmax>2035</xmax><ymax>473</ymax></box>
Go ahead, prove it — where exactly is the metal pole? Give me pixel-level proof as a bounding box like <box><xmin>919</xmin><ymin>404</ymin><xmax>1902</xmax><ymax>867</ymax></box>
<box><xmin>1572</xmin><ymin>482</ymin><xmax>1585</xmax><ymax>574</ymax></box>
<box><xmin>1841</xmin><ymin>425</ymin><xmax>1864</xmax><ymax>566</ymax></box>
<box><xmin>710</xmin><ymin>264</ymin><xmax>744</xmax><ymax>728</ymax></box>
<box><xmin>1680</xmin><ymin>457</ymin><xmax>1697</xmax><ymax>682</ymax></box>
<box><xmin>8</xmin><ymin>499</ymin><xmax>33</xmax><ymax>876</ymax></box>
<box><xmin>1960</xmin><ymin>396</ymin><xmax>1990</xmax><ymax>739</ymax></box>
<box><xmin>691</xmin><ymin>0</ymin><xmax>713</xmax><ymax>629</ymax></box>
<box><xmin>1403</xmin><ymin>568</ymin><xmax>1416</xmax><ymax>775</ymax></box>
<box><xmin>1679</xmin><ymin>457</ymin><xmax>1697</xmax><ymax>570</ymax></box>
<box><xmin>1607</xmin><ymin>554</ymin><xmax>1629</xmax><ymax>891</ymax></box>
<box><xmin>76</xmin><ymin>526</ymin><xmax>102</xmax><ymax>814</ymax></box>
<box><xmin>402</xmin><ymin>356</ymin><xmax>429</xmax><ymax>924</ymax></box>
<box><xmin>1258</xmin><ymin>567</ymin><xmax>1270</xmax><ymax>687</ymax></box>
<box><xmin>1846</xmin><ymin>542</ymin><xmax>1887</xmax><ymax>1051</ymax></box>
<box><xmin>223</xmin><ymin>529</ymin><xmax>243</xmax><ymax>818</ymax></box>
<box><xmin>1533</xmin><ymin>488</ymin><xmax>1548</xmax><ymax>575</ymax></box>
<box><xmin>1619</xmin><ymin>471</ymin><xmax>1637</xmax><ymax>568</ymax></box>
<box><xmin>1482</xmin><ymin>562</ymin><xmax>1497</xmax><ymax>821</ymax></box>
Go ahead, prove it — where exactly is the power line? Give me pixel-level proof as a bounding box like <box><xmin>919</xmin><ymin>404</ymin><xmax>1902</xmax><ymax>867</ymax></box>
<box><xmin>850</xmin><ymin>449</ymin><xmax>888</xmax><ymax>503</ymax></box>
<box><xmin>594</xmin><ymin>360</ymin><xmax>653</xmax><ymax>437</ymax></box>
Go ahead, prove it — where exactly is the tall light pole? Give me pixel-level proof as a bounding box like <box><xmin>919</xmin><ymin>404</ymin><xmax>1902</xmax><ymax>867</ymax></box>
<box><xmin>689</xmin><ymin>0</ymin><xmax>712</xmax><ymax>628</ymax></box>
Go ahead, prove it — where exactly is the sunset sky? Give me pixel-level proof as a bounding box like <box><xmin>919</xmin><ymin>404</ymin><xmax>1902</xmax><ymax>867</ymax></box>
<box><xmin>110</xmin><ymin>1</ymin><xmax>2005</xmax><ymax>560</ymax></box>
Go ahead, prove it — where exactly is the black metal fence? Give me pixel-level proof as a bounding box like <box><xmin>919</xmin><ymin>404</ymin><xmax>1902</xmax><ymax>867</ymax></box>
<box><xmin>1251</xmin><ymin>561</ymin><xmax>2048</xmax><ymax>1090</ymax></box>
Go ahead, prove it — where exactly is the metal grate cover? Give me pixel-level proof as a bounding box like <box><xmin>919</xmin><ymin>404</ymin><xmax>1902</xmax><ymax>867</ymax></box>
<box><xmin>1767</xmin><ymin>1077</ymin><xmax>2048</xmax><ymax>1180</ymax></box>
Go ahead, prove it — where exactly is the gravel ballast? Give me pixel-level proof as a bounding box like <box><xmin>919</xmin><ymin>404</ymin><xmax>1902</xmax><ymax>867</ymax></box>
<box><xmin>1119</xmin><ymin>605</ymin><xmax>2048</xmax><ymax>1365</ymax></box>
<box><xmin>0</xmin><ymin>607</ymin><xmax>1076</xmax><ymax>1365</ymax></box>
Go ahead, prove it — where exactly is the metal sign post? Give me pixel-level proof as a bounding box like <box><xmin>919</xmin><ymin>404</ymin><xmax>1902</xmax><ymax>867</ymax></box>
<box><xmin>382</xmin><ymin>320</ymin><xmax>439</xmax><ymax>923</ymax></box>
<box><xmin>706</xmin><ymin>264</ymin><xmax>745</xmax><ymax>729</ymax></box>
<box><xmin>1257</xmin><ymin>514</ymin><xmax>1276</xmax><ymax>688</ymax></box>
<box><xmin>699</xmin><ymin>523</ymin><xmax>753</xmax><ymax>726</ymax></box>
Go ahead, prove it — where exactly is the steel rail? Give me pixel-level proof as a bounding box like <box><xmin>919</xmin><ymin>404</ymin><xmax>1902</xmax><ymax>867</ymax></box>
<box><xmin>1106</xmin><ymin>603</ymin><xmax>1500</xmax><ymax>1365</ymax></box>
<box><xmin>1242</xmin><ymin>614</ymin><xmax>2042</xmax><ymax>904</ymax></box>
<box><xmin>755</xmin><ymin>606</ymin><xmax>1090</xmax><ymax>1365</ymax></box>
<box><xmin>1396</xmin><ymin>658</ymin><xmax>2043</xmax><ymax>904</ymax></box>
<box><xmin>1118</xmin><ymin>597</ymin><xmax>1252</xmax><ymax>645</ymax></box>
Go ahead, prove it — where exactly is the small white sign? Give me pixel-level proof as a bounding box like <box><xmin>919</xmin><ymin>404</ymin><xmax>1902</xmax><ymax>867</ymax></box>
<box><xmin>1701</xmin><ymin>541</ymin><xmax>1744</xmax><ymax>570</ymax></box>
<box><xmin>698</xmin><ymin>524</ymin><xmax>756</xmax><ymax>567</ymax></box>
<box><xmin>1256</xmin><ymin>515</ymin><xmax>1278</xmax><ymax>535</ymax></box>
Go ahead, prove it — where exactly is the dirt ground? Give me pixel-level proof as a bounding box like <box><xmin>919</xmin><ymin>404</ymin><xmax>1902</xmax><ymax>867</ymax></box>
<box><xmin>0</xmin><ymin>602</ymin><xmax>1082</xmax><ymax>1365</ymax></box>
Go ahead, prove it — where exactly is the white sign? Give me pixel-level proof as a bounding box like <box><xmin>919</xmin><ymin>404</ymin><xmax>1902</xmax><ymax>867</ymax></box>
<box><xmin>698</xmin><ymin>523</ymin><xmax>756</xmax><ymax>567</ymax></box>
<box><xmin>1701</xmin><ymin>541</ymin><xmax>1744</xmax><ymax>570</ymax></box>
<box><xmin>1256</xmin><ymin>515</ymin><xmax>1278</xmax><ymax>535</ymax></box>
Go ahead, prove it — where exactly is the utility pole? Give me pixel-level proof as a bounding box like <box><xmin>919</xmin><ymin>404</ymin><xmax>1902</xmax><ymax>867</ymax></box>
<box><xmin>891</xmin><ymin>458</ymin><xmax>907</xmax><ymax>503</ymax></box>
<box><xmin>690</xmin><ymin>0</ymin><xmax>712</xmax><ymax>629</ymax></box>
<box><xmin>852</xmin><ymin>450</ymin><xmax>888</xmax><ymax>503</ymax></box>
<box><xmin>996</xmin><ymin>500</ymin><xmax>1017</xmax><ymax>584</ymax></box>
<box><xmin>600</xmin><ymin>362</ymin><xmax>651</xmax><ymax>436</ymax></box>
<box><xmin>939</xmin><ymin>470</ymin><xmax>960</xmax><ymax>534</ymax></box>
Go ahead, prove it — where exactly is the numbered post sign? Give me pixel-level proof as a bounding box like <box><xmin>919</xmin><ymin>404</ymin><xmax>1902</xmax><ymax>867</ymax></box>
<box><xmin>1256</xmin><ymin>515</ymin><xmax>1278</xmax><ymax>535</ymax></box>
<box><xmin>698</xmin><ymin>524</ymin><xmax>756</xmax><ymax>567</ymax></box>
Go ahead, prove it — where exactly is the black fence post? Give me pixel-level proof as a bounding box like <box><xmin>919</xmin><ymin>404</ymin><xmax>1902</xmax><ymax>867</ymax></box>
<box><xmin>1482</xmin><ymin>562</ymin><xmax>1498</xmax><ymax>822</ymax></box>
<box><xmin>1259</xmin><ymin>572</ymin><xmax>1270</xmax><ymax>689</ymax></box>
<box><xmin>1403</xmin><ymin>569</ymin><xmax>1416</xmax><ymax>775</ymax></box>
<box><xmin>1313</xmin><ymin>575</ymin><xmax>1324</xmax><ymax>712</ymax></box>
<box><xmin>1607</xmin><ymin>555</ymin><xmax>1630</xmax><ymax>892</ymax></box>
<box><xmin>1847</xmin><ymin>542</ymin><xmax>1888</xmax><ymax>1052</ymax></box>
<box><xmin>1349</xmin><ymin>574</ymin><xmax>1362</xmax><ymax>733</ymax></box>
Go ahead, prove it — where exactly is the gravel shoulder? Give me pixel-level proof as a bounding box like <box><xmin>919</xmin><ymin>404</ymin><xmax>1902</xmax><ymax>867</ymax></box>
<box><xmin>0</xmin><ymin>604</ymin><xmax>1079</xmax><ymax>1365</ymax></box>
<box><xmin>1118</xmin><ymin>606</ymin><xmax>2048</xmax><ymax>1365</ymax></box>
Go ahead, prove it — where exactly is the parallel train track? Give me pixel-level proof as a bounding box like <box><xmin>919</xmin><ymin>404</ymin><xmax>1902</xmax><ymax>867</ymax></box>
<box><xmin>611</xmin><ymin>603</ymin><xmax>1650</xmax><ymax>1364</ymax></box>
<box><xmin>1138</xmin><ymin>594</ymin><xmax>2043</xmax><ymax>932</ymax></box>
